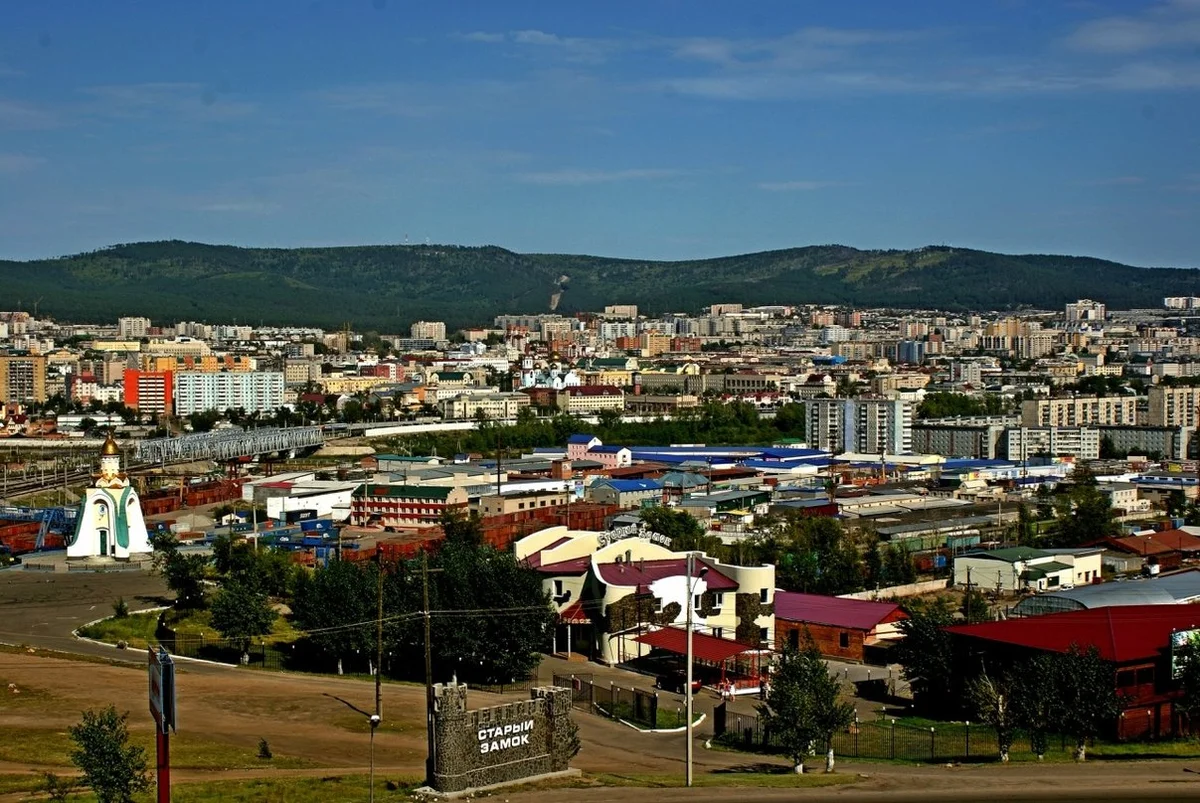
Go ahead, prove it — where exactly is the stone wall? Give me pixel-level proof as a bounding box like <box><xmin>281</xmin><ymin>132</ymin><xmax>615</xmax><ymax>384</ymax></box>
<box><xmin>431</xmin><ymin>682</ymin><xmax>576</xmax><ymax>794</ymax></box>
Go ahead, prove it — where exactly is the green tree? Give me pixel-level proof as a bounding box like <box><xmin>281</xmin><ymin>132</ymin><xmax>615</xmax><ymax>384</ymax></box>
<box><xmin>1014</xmin><ymin>502</ymin><xmax>1038</xmax><ymax>547</ymax></box>
<box><xmin>772</xmin><ymin>402</ymin><xmax>806</xmax><ymax>437</ymax></box>
<box><xmin>966</xmin><ymin>670</ymin><xmax>1017</xmax><ymax>762</ymax></box>
<box><xmin>758</xmin><ymin>646</ymin><xmax>853</xmax><ymax>773</ymax></box>
<box><xmin>188</xmin><ymin>409</ymin><xmax>221</xmax><ymax>432</ymax></box>
<box><xmin>151</xmin><ymin>533</ymin><xmax>208</xmax><ymax>609</ymax></box>
<box><xmin>1010</xmin><ymin>653</ymin><xmax>1059</xmax><ymax>760</ymax></box>
<box><xmin>1174</xmin><ymin>641</ymin><xmax>1200</xmax><ymax>736</ymax></box>
<box><xmin>961</xmin><ymin>588</ymin><xmax>991</xmax><ymax>624</ymax></box>
<box><xmin>1056</xmin><ymin>645</ymin><xmax>1121</xmax><ymax>761</ymax></box>
<box><xmin>894</xmin><ymin>598</ymin><xmax>957</xmax><ymax>718</ymax></box>
<box><xmin>209</xmin><ymin>579</ymin><xmax>276</xmax><ymax>664</ymax></box>
<box><xmin>1167</xmin><ymin>490</ymin><xmax>1189</xmax><ymax>520</ymax></box>
<box><xmin>640</xmin><ymin>506</ymin><xmax>722</xmax><ymax>554</ymax></box>
<box><xmin>292</xmin><ymin>560</ymin><xmax>377</xmax><ymax>675</ymax></box>
<box><xmin>1049</xmin><ymin>465</ymin><xmax>1119</xmax><ymax>547</ymax></box>
<box><xmin>384</xmin><ymin>542</ymin><xmax>555</xmax><ymax>685</ymax></box>
<box><xmin>439</xmin><ymin>508</ymin><xmax>484</xmax><ymax>547</ymax></box>
<box><xmin>760</xmin><ymin>515</ymin><xmax>864</xmax><ymax>596</ymax></box>
<box><xmin>68</xmin><ymin>706</ymin><xmax>149</xmax><ymax>803</ymax></box>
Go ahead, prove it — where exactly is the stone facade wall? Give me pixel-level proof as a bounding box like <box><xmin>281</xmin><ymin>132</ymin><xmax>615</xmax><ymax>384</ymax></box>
<box><xmin>431</xmin><ymin>682</ymin><xmax>576</xmax><ymax>794</ymax></box>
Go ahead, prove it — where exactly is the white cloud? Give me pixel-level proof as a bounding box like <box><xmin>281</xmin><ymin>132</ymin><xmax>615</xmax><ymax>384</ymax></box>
<box><xmin>458</xmin><ymin>31</ymin><xmax>505</xmax><ymax>44</ymax></box>
<box><xmin>0</xmin><ymin>153</ymin><xmax>44</xmax><ymax>173</ymax></box>
<box><xmin>1068</xmin><ymin>0</ymin><xmax>1200</xmax><ymax>53</ymax></box>
<box><xmin>1078</xmin><ymin>176</ymin><xmax>1145</xmax><ymax>186</ymax></box>
<box><xmin>516</xmin><ymin>168</ymin><xmax>686</xmax><ymax>186</ymax></box>
<box><xmin>196</xmin><ymin>201</ymin><xmax>280</xmax><ymax>214</ymax></box>
<box><xmin>0</xmin><ymin>99</ymin><xmax>57</xmax><ymax>130</ymax></box>
<box><xmin>757</xmin><ymin>180</ymin><xmax>850</xmax><ymax>192</ymax></box>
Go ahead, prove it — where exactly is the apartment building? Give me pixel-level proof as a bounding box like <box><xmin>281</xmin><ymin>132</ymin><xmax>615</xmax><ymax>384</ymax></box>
<box><xmin>807</xmin><ymin>397</ymin><xmax>914</xmax><ymax>454</ymax></box>
<box><xmin>439</xmin><ymin>391</ymin><xmax>530</xmax><ymax>420</ymax></box>
<box><xmin>1148</xmin><ymin>386</ymin><xmax>1200</xmax><ymax>428</ymax></box>
<box><xmin>351</xmin><ymin>483</ymin><xmax>468</xmax><ymax>528</ymax></box>
<box><xmin>173</xmin><ymin>371</ymin><xmax>285</xmax><ymax>416</ymax></box>
<box><xmin>0</xmin><ymin>354</ymin><xmax>47</xmax><ymax>405</ymax></box>
<box><xmin>911</xmin><ymin>417</ymin><xmax>1011</xmax><ymax>459</ymax></box>
<box><xmin>122</xmin><ymin>369</ymin><xmax>173</xmax><ymax>416</ymax></box>
<box><xmin>1006</xmin><ymin>427</ymin><xmax>1101</xmax><ymax>460</ymax></box>
<box><xmin>116</xmin><ymin>316</ymin><xmax>152</xmax><ymax>339</ymax></box>
<box><xmin>1020</xmin><ymin>396</ymin><xmax>1139</xmax><ymax>427</ymax></box>
<box><xmin>410</xmin><ymin>320</ymin><xmax>447</xmax><ymax>341</ymax></box>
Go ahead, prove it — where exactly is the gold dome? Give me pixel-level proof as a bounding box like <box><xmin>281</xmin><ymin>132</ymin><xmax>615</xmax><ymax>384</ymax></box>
<box><xmin>100</xmin><ymin>432</ymin><xmax>121</xmax><ymax>456</ymax></box>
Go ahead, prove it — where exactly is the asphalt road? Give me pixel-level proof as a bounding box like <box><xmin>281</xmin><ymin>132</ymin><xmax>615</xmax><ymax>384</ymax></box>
<box><xmin>0</xmin><ymin>568</ymin><xmax>171</xmax><ymax>664</ymax></box>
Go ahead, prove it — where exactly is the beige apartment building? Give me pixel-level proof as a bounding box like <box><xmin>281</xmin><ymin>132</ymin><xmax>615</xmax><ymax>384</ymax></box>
<box><xmin>1020</xmin><ymin>396</ymin><xmax>1139</xmax><ymax>427</ymax></box>
<box><xmin>1149</xmin><ymin>386</ymin><xmax>1200</xmax><ymax>427</ymax></box>
<box><xmin>0</xmin><ymin>354</ymin><xmax>47</xmax><ymax>405</ymax></box>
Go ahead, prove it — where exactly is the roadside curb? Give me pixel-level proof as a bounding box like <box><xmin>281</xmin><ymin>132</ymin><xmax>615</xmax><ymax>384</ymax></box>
<box><xmin>615</xmin><ymin>712</ymin><xmax>707</xmax><ymax>733</ymax></box>
<box><xmin>70</xmin><ymin>606</ymin><xmax>238</xmax><ymax>669</ymax></box>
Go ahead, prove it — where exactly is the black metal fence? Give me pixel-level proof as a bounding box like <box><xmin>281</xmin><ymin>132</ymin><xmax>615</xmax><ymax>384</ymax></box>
<box><xmin>716</xmin><ymin>707</ymin><xmax>1076</xmax><ymax>762</ymax></box>
<box><xmin>466</xmin><ymin>676</ymin><xmax>539</xmax><ymax>695</ymax></box>
<box><xmin>161</xmin><ymin>633</ymin><xmax>291</xmax><ymax>671</ymax></box>
<box><xmin>554</xmin><ymin>673</ymin><xmax>665</xmax><ymax>731</ymax></box>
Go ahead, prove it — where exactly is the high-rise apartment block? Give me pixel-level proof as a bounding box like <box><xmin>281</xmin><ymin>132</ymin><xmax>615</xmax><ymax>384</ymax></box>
<box><xmin>807</xmin><ymin>397</ymin><xmax>913</xmax><ymax>455</ymax></box>
<box><xmin>1020</xmin><ymin>396</ymin><xmax>1138</xmax><ymax>427</ymax></box>
<box><xmin>116</xmin><ymin>317</ymin><xmax>152</xmax><ymax>339</ymax></box>
<box><xmin>122</xmin><ymin>369</ymin><xmax>173</xmax><ymax>416</ymax></box>
<box><xmin>1148</xmin><ymin>386</ymin><xmax>1200</xmax><ymax>428</ymax></box>
<box><xmin>410</xmin><ymin>321</ymin><xmax>447</xmax><ymax>341</ymax></box>
<box><xmin>0</xmin><ymin>354</ymin><xmax>47</xmax><ymax>405</ymax></box>
<box><xmin>173</xmin><ymin>371</ymin><xmax>284</xmax><ymax>417</ymax></box>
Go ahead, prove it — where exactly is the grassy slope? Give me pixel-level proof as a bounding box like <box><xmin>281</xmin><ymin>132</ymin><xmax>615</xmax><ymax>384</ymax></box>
<box><xmin>3</xmin><ymin>241</ymin><xmax>1198</xmax><ymax>331</ymax></box>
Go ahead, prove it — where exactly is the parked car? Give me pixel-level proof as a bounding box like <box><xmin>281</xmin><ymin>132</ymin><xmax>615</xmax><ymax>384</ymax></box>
<box><xmin>655</xmin><ymin>669</ymin><xmax>702</xmax><ymax>695</ymax></box>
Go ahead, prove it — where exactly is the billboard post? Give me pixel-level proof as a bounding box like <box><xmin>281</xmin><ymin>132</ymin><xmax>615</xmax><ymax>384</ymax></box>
<box><xmin>148</xmin><ymin>647</ymin><xmax>176</xmax><ymax>803</ymax></box>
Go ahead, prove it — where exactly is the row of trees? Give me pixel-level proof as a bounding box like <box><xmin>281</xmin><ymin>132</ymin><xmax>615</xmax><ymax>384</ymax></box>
<box><xmin>390</xmin><ymin>401</ymin><xmax>806</xmax><ymax>458</ymax></box>
<box><xmin>640</xmin><ymin>507</ymin><xmax>914</xmax><ymax>597</ymax></box>
<box><xmin>152</xmin><ymin>512</ymin><xmax>555</xmax><ymax>683</ymax></box>
<box><xmin>759</xmin><ymin>645</ymin><xmax>856</xmax><ymax>773</ymax></box>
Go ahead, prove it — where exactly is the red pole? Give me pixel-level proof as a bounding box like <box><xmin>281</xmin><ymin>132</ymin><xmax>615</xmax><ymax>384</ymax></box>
<box><xmin>156</xmin><ymin>728</ymin><xmax>170</xmax><ymax>803</ymax></box>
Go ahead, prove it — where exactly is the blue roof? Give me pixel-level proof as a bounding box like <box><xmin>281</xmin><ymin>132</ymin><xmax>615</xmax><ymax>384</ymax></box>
<box><xmin>759</xmin><ymin>447</ymin><xmax>829</xmax><ymax>461</ymax></box>
<box><xmin>942</xmin><ymin>459</ymin><xmax>1017</xmax><ymax>470</ymax></box>
<box><xmin>567</xmin><ymin>433</ymin><xmax>598</xmax><ymax>444</ymax></box>
<box><xmin>590</xmin><ymin>444</ymin><xmax>628</xmax><ymax>454</ymax></box>
<box><xmin>740</xmin><ymin>458</ymin><xmax>826</xmax><ymax>470</ymax></box>
<box><xmin>602</xmin><ymin>479</ymin><xmax>663</xmax><ymax>492</ymax></box>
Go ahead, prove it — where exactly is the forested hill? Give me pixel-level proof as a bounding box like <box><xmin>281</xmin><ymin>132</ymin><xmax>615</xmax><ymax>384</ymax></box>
<box><xmin>1</xmin><ymin>240</ymin><xmax>1196</xmax><ymax>331</ymax></box>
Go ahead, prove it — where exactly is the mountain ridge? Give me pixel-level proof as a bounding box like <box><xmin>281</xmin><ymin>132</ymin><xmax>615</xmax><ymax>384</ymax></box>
<box><xmin>1</xmin><ymin>240</ymin><xmax>1195</xmax><ymax>331</ymax></box>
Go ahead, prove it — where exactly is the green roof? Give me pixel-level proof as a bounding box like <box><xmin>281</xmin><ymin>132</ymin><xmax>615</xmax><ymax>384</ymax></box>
<box><xmin>970</xmin><ymin>547</ymin><xmax>1049</xmax><ymax>563</ymax></box>
<box><xmin>376</xmin><ymin>454</ymin><xmax>435</xmax><ymax>463</ymax></box>
<box><xmin>354</xmin><ymin>484</ymin><xmax>453</xmax><ymax>499</ymax></box>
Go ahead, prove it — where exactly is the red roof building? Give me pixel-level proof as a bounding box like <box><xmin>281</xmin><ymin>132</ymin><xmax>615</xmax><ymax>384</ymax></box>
<box><xmin>774</xmin><ymin>591</ymin><xmax>907</xmax><ymax>664</ymax></box>
<box><xmin>947</xmin><ymin>605</ymin><xmax>1200</xmax><ymax>739</ymax></box>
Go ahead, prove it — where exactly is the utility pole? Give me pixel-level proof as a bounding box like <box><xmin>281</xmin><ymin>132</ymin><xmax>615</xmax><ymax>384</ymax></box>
<box><xmin>422</xmin><ymin>553</ymin><xmax>443</xmax><ymax>786</ymax></box>
<box><xmin>375</xmin><ymin>549</ymin><xmax>384</xmax><ymax>721</ymax></box>
<box><xmin>684</xmin><ymin>552</ymin><xmax>708</xmax><ymax>788</ymax></box>
<box><xmin>965</xmin><ymin>567</ymin><xmax>972</xmax><ymax>625</ymax></box>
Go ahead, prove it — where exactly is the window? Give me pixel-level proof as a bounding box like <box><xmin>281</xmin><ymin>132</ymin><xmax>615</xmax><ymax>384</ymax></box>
<box><xmin>711</xmin><ymin>592</ymin><xmax>724</xmax><ymax>611</ymax></box>
<box><xmin>760</xmin><ymin>627</ymin><xmax>769</xmax><ymax>644</ymax></box>
<box><xmin>788</xmin><ymin>629</ymin><xmax>800</xmax><ymax>649</ymax></box>
<box><xmin>839</xmin><ymin>632</ymin><xmax>850</xmax><ymax>649</ymax></box>
<box><xmin>553</xmin><ymin>580</ymin><xmax>564</xmax><ymax>597</ymax></box>
<box><xmin>711</xmin><ymin>627</ymin><xmax>723</xmax><ymax>639</ymax></box>
<box><xmin>693</xmin><ymin>594</ymin><xmax>702</xmax><ymax>610</ymax></box>
<box><xmin>759</xmin><ymin>588</ymin><xmax>769</xmax><ymax>604</ymax></box>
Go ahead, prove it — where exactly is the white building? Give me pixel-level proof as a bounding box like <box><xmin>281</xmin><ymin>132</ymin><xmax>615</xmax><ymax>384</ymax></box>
<box><xmin>66</xmin><ymin>434</ymin><xmax>151</xmax><ymax>561</ymax></box>
<box><xmin>953</xmin><ymin>547</ymin><xmax>1103</xmax><ymax>594</ymax></box>
<box><xmin>439</xmin><ymin>391</ymin><xmax>530</xmax><ymax>420</ymax></box>
<box><xmin>174</xmin><ymin>371</ymin><xmax>285</xmax><ymax>416</ymax></box>
<box><xmin>116</xmin><ymin>317</ymin><xmax>152</xmax><ymax>340</ymax></box>
<box><xmin>410</xmin><ymin>320</ymin><xmax>447</xmax><ymax>341</ymax></box>
<box><xmin>1005</xmin><ymin>427</ymin><xmax>1101</xmax><ymax>460</ymax></box>
<box><xmin>807</xmin><ymin>397</ymin><xmax>913</xmax><ymax>454</ymax></box>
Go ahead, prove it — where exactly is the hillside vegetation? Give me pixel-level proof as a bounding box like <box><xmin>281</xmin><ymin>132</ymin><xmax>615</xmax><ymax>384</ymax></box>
<box><xmin>2</xmin><ymin>241</ymin><xmax>1195</xmax><ymax>331</ymax></box>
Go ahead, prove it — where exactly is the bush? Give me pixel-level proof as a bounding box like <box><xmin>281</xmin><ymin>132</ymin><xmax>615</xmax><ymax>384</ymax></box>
<box><xmin>258</xmin><ymin>738</ymin><xmax>273</xmax><ymax>760</ymax></box>
<box><xmin>112</xmin><ymin>597</ymin><xmax>129</xmax><ymax>619</ymax></box>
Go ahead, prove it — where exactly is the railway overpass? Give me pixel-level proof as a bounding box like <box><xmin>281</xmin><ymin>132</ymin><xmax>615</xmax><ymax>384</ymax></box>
<box><xmin>134</xmin><ymin>426</ymin><xmax>327</xmax><ymax>464</ymax></box>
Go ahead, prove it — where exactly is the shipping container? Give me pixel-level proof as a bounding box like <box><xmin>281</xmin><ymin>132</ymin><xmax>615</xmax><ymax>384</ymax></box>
<box><xmin>299</xmin><ymin>519</ymin><xmax>333</xmax><ymax>532</ymax></box>
<box><xmin>284</xmin><ymin>509</ymin><xmax>317</xmax><ymax>523</ymax></box>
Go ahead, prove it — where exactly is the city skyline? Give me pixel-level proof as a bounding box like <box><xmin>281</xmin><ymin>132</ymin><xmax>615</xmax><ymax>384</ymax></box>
<box><xmin>2</xmin><ymin>1</ymin><xmax>1200</xmax><ymax>267</ymax></box>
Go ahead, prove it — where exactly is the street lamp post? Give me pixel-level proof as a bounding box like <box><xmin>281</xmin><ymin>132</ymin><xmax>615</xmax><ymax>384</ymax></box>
<box><xmin>685</xmin><ymin>552</ymin><xmax>708</xmax><ymax>788</ymax></box>
<box><xmin>368</xmin><ymin>713</ymin><xmax>381</xmax><ymax>803</ymax></box>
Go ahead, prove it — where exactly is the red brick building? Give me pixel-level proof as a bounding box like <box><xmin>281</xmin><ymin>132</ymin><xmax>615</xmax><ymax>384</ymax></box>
<box><xmin>947</xmin><ymin>605</ymin><xmax>1200</xmax><ymax>740</ymax></box>
<box><xmin>774</xmin><ymin>592</ymin><xmax>906</xmax><ymax>664</ymax></box>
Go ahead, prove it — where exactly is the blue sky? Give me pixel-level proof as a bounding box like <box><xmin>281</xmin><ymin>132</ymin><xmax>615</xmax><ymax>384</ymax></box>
<box><xmin>2</xmin><ymin>0</ymin><xmax>1199</xmax><ymax>266</ymax></box>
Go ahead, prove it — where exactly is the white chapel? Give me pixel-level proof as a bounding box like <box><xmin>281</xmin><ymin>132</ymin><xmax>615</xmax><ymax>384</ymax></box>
<box><xmin>66</xmin><ymin>432</ymin><xmax>152</xmax><ymax>560</ymax></box>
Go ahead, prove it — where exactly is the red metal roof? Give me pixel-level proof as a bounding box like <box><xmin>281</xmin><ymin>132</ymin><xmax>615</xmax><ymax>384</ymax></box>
<box><xmin>775</xmin><ymin>591</ymin><xmax>906</xmax><ymax>631</ymax></box>
<box><xmin>596</xmin><ymin>558</ymin><xmax>739</xmax><ymax>594</ymax></box>
<box><xmin>534</xmin><ymin>556</ymin><xmax>592</xmax><ymax>575</ymax></box>
<box><xmin>558</xmin><ymin>600</ymin><xmax>590</xmax><ymax>624</ymax></box>
<box><xmin>946</xmin><ymin>605</ymin><xmax>1200</xmax><ymax>664</ymax></box>
<box><xmin>1103</xmin><ymin>535</ymin><xmax>1176</xmax><ymax>556</ymax></box>
<box><xmin>1149</xmin><ymin>529</ymin><xmax>1200</xmax><ymax>553</ymax></box>
<box><xmin>635</xmin><ymin>626</ymin><xmax>757</xmax><ymax>662</ymax></box>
